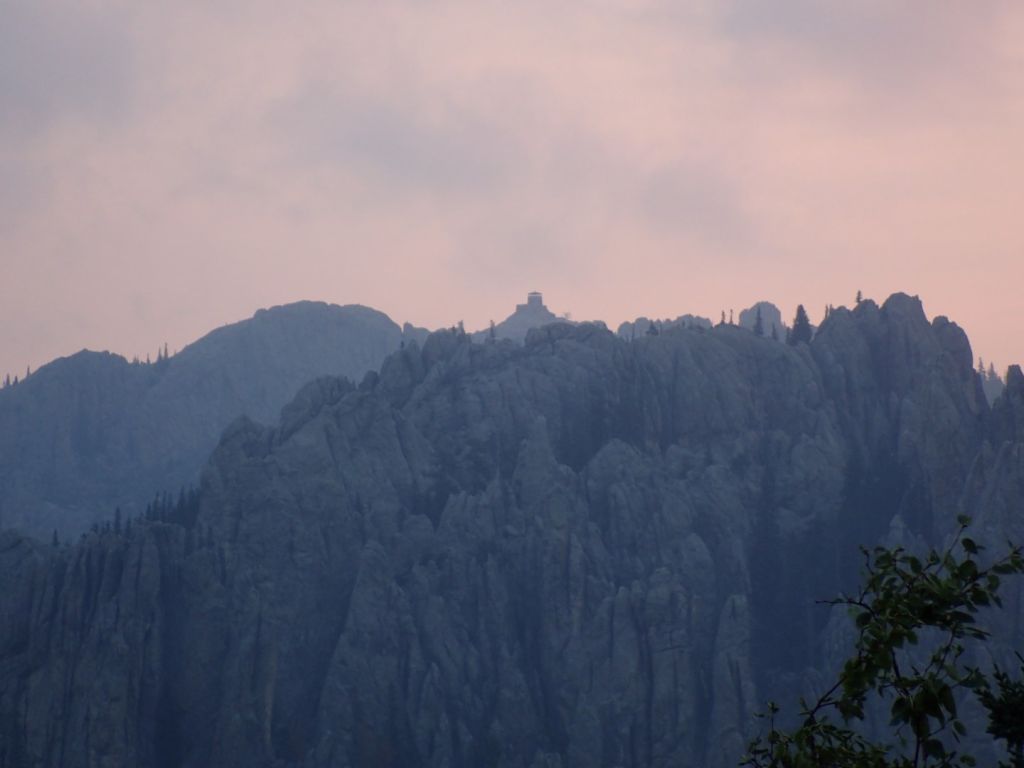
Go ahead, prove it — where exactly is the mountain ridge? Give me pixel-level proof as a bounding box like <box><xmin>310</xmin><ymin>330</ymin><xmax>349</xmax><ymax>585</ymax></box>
<box><xmin>2</xmin><ymin>292</ymin><xmax>1021</xmax><ymax>767</ymax></box>
<box><xmin>0</xmin><ymin>301</ymin><xmax>427</xmax><ymax>539</ymax></box>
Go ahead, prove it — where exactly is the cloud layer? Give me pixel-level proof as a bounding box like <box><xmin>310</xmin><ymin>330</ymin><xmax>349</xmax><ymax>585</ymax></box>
<box><xmin>2</xmin><ymin>1</ymin><xmax>1022</xmax><ymax>376</ymax></box>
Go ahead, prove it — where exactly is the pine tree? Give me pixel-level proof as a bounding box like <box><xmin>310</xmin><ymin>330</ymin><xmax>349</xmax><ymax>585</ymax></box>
<box><xmin>114</xmin><ymin>506</ymin><xmax>122</xmax><ymax>536</ymax></box>
<box><xmin>51</xmin><ymin>529</ymin><xmax>59</xmax><ymax>548</ymax></box>
<box><xmin>719</xmin><ymin>311</ymin><xmax>726</xmax><ymax>327</ymax></box>
<box><xmin>770</xmin><ymin>325</ymin><xmax>779</xmax><ymax>342</ymax></box>
<box><xmin>488</xmin><ymin>320</ymin><xmax>496</xmax><ymax>342</ymax></box>
<box><xmin>788</xmin><ymin>305</ymin><xmax>812</xmax><ymax>346</ymax></box>
<box><xmin>855</xmin><ymin>289</ymin><xmax>862</xmax><ymax>305</ymax></box>
<box><xmin>753</xmin><ymin>307</ymin><xmax>765</xmax><ymax>337</ymax></box>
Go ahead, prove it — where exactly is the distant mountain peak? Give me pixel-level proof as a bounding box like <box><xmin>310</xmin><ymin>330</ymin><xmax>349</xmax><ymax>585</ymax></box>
<box><xmin>0</xmin><ymin>301</ymin><xmax>422</xmax><ymax>539</ymax></box>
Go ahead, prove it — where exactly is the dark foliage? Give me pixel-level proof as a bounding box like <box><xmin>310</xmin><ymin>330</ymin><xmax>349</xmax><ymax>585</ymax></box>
<box><xmin>743</xmin><ymin>517</ymin><xmax>1024</xmax><ymax>768</ymax></box>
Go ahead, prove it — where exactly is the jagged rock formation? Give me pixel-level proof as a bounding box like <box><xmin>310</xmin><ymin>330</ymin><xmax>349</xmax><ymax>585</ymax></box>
<box><xmin>0</xmin><ymin>302</ymin><xmax>427</xmax><ymax>540</ymax></box>
<box><xmin>0</xmin><ymin>293</ymin><xmax>1021</xmax><ymax>768</ymax></box>
<box><xmin>737</xmin><ymin>302</ymin><xmax>784</xmax><ymax>341</ymax></box>
<box><xmin>616</xmin><ymin>314</ymin><xmax>712</xmax><ymax>339</ymax></box>
<box><xmin>473</xmin><ymin>293</ymin><xmax>569</xmax><ymax>344</ymax></box>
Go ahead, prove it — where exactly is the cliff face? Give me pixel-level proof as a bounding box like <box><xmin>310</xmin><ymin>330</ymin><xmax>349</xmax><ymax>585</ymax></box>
<box><xmin>0</xmin><ymin>302</ymin><xmax>423</xmax><ymax>540</ymax></box>
<box><xmin>1</xmin><ymin>294</ymin><xmax>1020</xmax><ymax>768</ymax></box>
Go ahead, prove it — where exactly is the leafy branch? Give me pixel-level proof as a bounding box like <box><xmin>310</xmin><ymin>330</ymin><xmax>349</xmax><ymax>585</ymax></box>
<box><xmin>742</xmin><ymin>516</ymin><xmax>1024</xmax><ymax>768</ymax></box>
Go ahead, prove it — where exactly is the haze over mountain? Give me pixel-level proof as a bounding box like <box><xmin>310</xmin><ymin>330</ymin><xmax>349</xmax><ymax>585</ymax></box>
<box><xmin>2</xmin><ymin>293</ymin><xmax>1010</xmax><ymax>545</ymax></box>
<box><xmin>0</xmin><ymin>302</ymin><xmax>428</xmax><ymax>540</ymax></box>
<box><xmin>4</xmin><ymin>3</ymin><xmax>1023</xmax><ymax>381</ymax></box>
<box><xmin>0</xmin><ymin>293</ymin><xmax>590</xmax><ymax>542</ymax></box>
<box><xmin>4</xmin><ymin>3</ymin><xmax>1024</xmax><ymax>766</ymax></box>
<box><xmin>2</xmin><ymin>292</ymin><xmax>1021</xmax><ymax>768</ymax></box>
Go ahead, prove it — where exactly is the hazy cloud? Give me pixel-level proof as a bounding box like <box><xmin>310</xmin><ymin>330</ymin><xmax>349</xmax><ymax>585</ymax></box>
<box><xmin>718</xmin><ymin>3</ymin><xmax>1002</xmax><ymax>83</ymax></box>
<box><xmin>636</xmin><ymin>163</ymin><xmax>751</xmax><ymax>247</ymax></box>
<box><xmin>1</xmin><ymin>1</ymin><xmax>1022</xmax><ymax>378</ymax></box>
<box><xmin>0</xmin><ymin>1</ymin><xmax>132</xmax><ymax>140</ymax></box>
<box><xmin>272</xmin><ymin>83</ymin><xmax>514</xmax><ymax>197</ymax></box>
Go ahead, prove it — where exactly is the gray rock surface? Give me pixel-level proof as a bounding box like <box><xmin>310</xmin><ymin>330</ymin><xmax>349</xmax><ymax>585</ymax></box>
<box><xmin>0</xmin><ymin>302</ymin><xmax>425</xmax><ymax>539</ymax></box>
<box><xmin>0</xmin><ymin>293</ymin><xmax>1020</xmax><ymax>768</ymax></box>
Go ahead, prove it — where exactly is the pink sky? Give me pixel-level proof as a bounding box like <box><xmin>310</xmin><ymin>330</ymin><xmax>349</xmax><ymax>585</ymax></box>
<box><xmin>2</xmin><ymin>1</ymin><xmax>1022</xmax><ymax>379</ymax></box>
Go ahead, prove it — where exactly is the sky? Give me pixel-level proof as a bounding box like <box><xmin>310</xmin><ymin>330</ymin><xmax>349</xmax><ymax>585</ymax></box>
<box><xmin>2</xmin><ymin>1</ymin><xmax>1023</xmax><ymax>379</ymax></box>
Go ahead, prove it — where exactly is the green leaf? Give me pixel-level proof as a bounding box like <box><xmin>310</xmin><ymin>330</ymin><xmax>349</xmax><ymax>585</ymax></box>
<box><xmin>743</xmin><ymin>530</ymin><xmax>1024</xmax><ymax>768</ymax></box>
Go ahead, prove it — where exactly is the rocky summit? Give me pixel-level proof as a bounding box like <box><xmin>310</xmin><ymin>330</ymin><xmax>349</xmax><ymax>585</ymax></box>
<box><xmin>1</xmin><ymin>293</ymin><xmax>1022</xmax><ymax>768</ymax></box>
<box><xmin>472</xmin><ymin>293</ymin><xmax>565</xmax><ymax>344</ymax></box>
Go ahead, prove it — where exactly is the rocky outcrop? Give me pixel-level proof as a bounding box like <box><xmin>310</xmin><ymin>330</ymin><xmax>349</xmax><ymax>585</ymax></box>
<box><xmin>737</xmin><ymin>302</ymin><xmax>784</xmax><ymax>341</ymax></box>
<box><xmin>617</xmin><ymin>314</ymin><xmax>712</xmax><ymax>339</ymax></box>
<box><xmin>0</xmin><ymin>302</ymin><xmax>426</xmax><ymax>540</ymax></box>
<box><xmin>0</xmin><ymin>293</ymin><xmax>1019</xmax><ymax>768</ymax></box>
